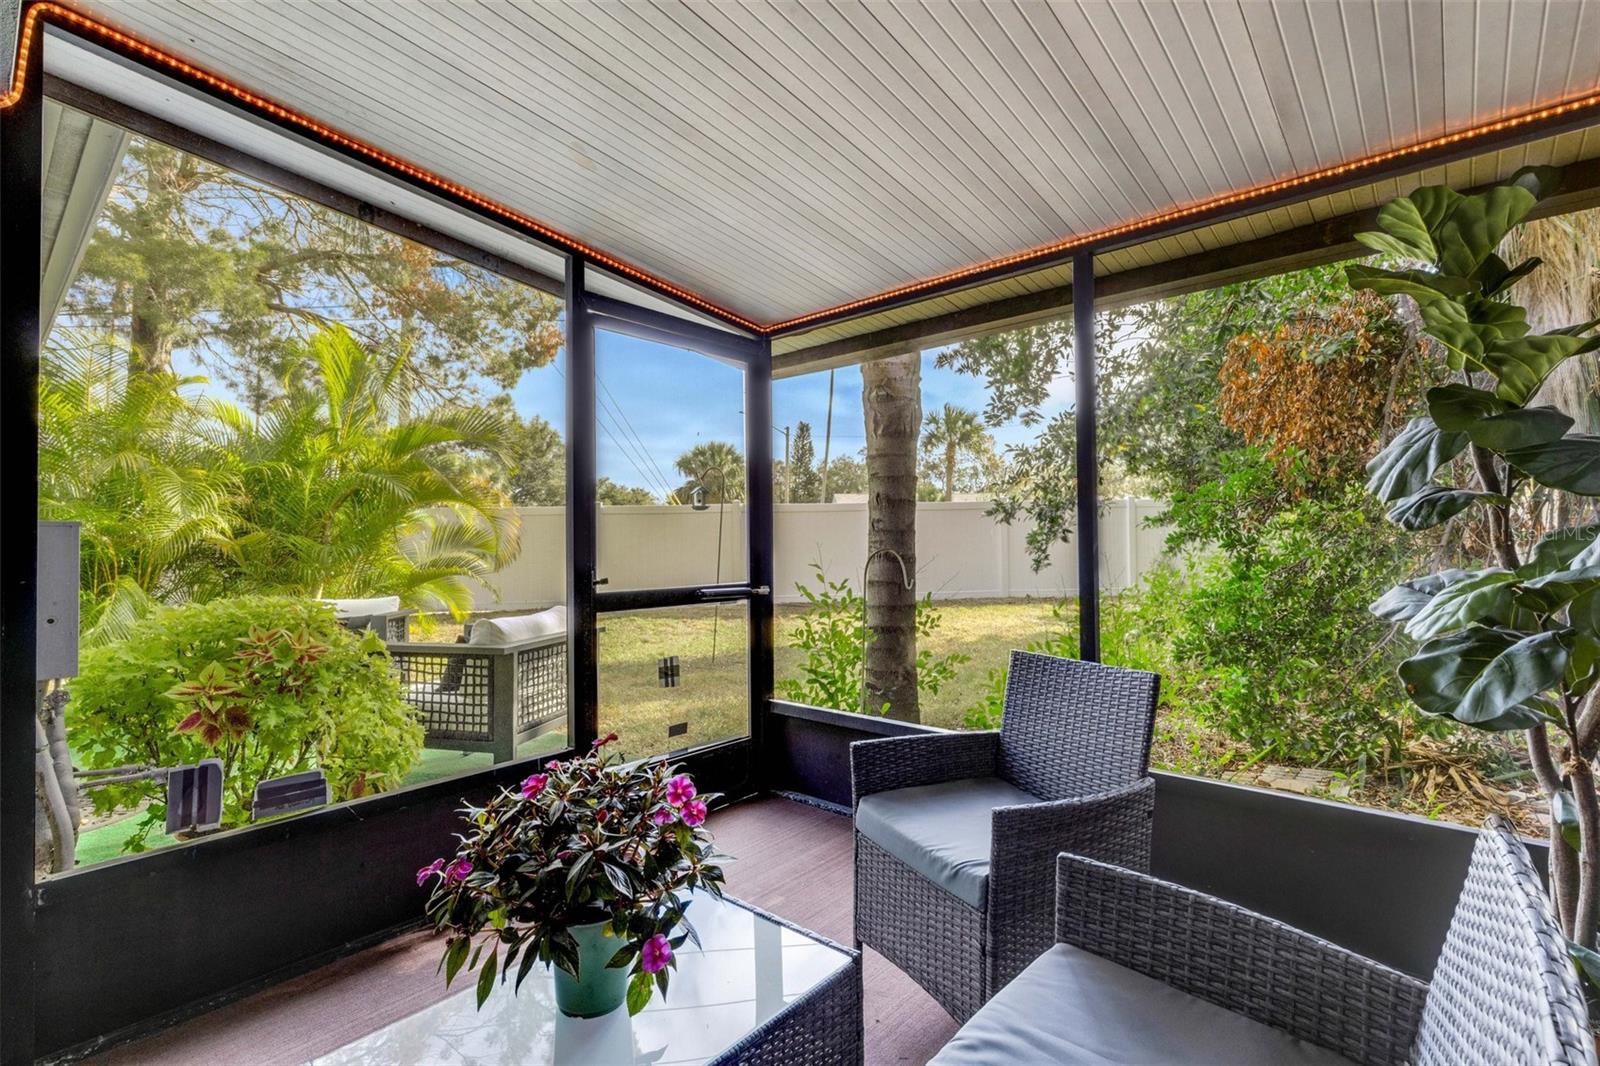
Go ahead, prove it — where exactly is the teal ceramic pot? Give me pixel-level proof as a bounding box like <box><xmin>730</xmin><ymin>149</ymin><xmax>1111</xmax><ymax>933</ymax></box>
<box><xmin>553</xmin><ymin>920</ymin><xmax>630</xmax><ymax>1018</ymax></box>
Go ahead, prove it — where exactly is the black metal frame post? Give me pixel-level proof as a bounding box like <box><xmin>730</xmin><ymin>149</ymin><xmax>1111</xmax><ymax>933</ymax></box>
<box><xmin>565</xmin><ymin>257</ymin><xmax>599</xmax><ymax>751</ymax></box>
<box><xmin>1</xmin><ymin>7</ymin><xmax>42</xmax><ymax>1057</ymax></box>
<box><xmin>1073</xmin><ymin>253</ymin><xmax>1100</xmax><ymax>663</ymax></box>
<box><xmin>746</xmin><ymin>339</ymin><xmax>775</xmax><ymax>779</ymax></box>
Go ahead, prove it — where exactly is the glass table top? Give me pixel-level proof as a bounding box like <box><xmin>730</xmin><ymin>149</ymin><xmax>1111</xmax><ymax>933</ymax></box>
<box><xmin>311</xmin><ymin>893</ymin><xmax>852</xmax><ymax>1065</ymax></box>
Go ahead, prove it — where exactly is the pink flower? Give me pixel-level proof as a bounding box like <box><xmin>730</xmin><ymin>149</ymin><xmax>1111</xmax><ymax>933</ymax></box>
<box><xmin>665</xmin><ymin>774</ymin><xmax>696</xmax><ymax>806</ymax></box>
<box><xmin>546</xmin><ymin>760</ymin><xmax>562</xmax><ymax>772</ymax></box>
<box><xmin>650</xmin><ymin>807</ymin><xmax>675</xmax><ymax>826</ymax></box>
<box><xmin>680</xmin><ymin>799</ymin><xmax>707</xmax><ymax>827</ymax></box>
<box><xmin>416</xmin><ymin>858</ymin><xmax>444</xmax><ymax>886</ymax></box>
<box><xmin>640</xmin><ymin>933</ymin><xmax>673</xmax><ymax>974</ymax></box>
<box><xmin>444</xmin><ymin>858</ymin><xmax>473</xmax><ymax>883</ymax></box>
<box><xmin>520</xmin><ymin>773</ymin><xmax>549</xmax><ymax>800</ymax></box>
<box><xmin>592</xmin><ymin>731</ymin><xmax>619</xmax><ymax>748</ymax></box>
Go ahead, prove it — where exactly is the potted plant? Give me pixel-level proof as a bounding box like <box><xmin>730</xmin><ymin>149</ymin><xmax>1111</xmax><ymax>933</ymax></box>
<box><xmin>418</xmin><ymin>734</ymin><xmax>726</xmax><ymax>1018</ymax></box>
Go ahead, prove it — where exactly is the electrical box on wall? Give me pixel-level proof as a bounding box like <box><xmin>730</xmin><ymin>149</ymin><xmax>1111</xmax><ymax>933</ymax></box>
<box><xmin>38</xmin><ymin>520</ymin><xmax>80</xmax><ymax>680</ymax></box>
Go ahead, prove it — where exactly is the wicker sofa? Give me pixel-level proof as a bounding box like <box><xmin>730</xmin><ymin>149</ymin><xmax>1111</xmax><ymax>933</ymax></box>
<box><xmin>323</xmin><ymin>595</ymin><xmax>415</xmax><ymax>643</ymax></box>
<box><xmin>930</xmin><ymin>815</ymin><xmax>1595</xmax><ymax>1066</ymax></box>
<box><xmin>385</xmin><ymin>608</ymin><xmax>568</xmax><ymax>763</ymax></box>
<box><xmin>851</xmin><ymin>651</ymin><xmax>1159</xmax><ymax>1022</ymax></box>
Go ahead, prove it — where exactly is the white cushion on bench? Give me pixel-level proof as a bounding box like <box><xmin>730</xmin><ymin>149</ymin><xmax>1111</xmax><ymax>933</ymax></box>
<box><xmin>322</xmin><ymin>596</ymin><xmax>402</xmax><ymax>618</ymax></box>
<box><xmin>469</xmin><ymin>606</ymin><xmax>567</xmax><ymax>646</ymax></box>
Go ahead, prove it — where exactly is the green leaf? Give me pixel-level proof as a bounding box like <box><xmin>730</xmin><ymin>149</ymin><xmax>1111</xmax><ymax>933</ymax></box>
<box><xmin>1520</xmin><ymin>526</ymin><xmax>1600</xmax><ymax>578</ymax></box>
<box><xmin>514</xmin><ymin>936</ymin><xmax>542</xmax><ymax>992</ymax></box>
<box><xmin>1435</xmin><ymin>184</ymin><xmax>1538</xmax><ymax>279</ymax></box>
<box><xmin>475</xmin><ymin>946</ymin><xmax>499</xmax><ymax>1010</ymax></box>
<box><xmin>1366</xmin><ymin>417</ymin><xmax>1470</xmax><ymax>503</ymax></box>
<box><xmin>1466</xmin><ymin>408</ymin><xmax>1573</xmax><ymax>453</ymax></box>
<box><xmin>1426</xmin><ymin>383</ymin><xmax>1506</xmax><ymax>429</ymax></box>
<box><xmin>1555</xmin><ymin>791</ymin><xmax>1584</xmax><ymax>852</ymax></box>
<box><xmin>1509</xmin><ymin>164</ymin><xmax>1564</xmax><ymax>203</ymax></box>
<box><xmin>1404</xmin><ymin>569</ymin><xmax>1518</xmax><ymax>640</ymax></box>
<box><xmin>444</xmin><ymin>936</ymin><xmax>470</xmax><ymax>988</ymax></box>
<box><xmin>1370</xmin><ymin>570</ymin><xmax>1470</xmax><ymax>623</ymax></box>
<box><xmin>1398</xmin><ymin>626</ymin><xmax>1571</xmax><ymax>727</ymax></box>
<box><xmin>1419</xmin><ymin>300</ymin><xmax>1489</xmax><ymax>369</ymax></box>
<box><xmin>1386</xmin><ymin>485</ymin><xmax>1503</xmax><ymax>530</ymax></box>
<box><xmin>1569</xmin><ymin>938</ymin><xmax>1600</xmax><ymax>996</ymax></box>
<box><xmin>1407</xmin><ymin>185</ymin><xmax>1465</xmax><ymax>233</ymax></box>
<box><xmin>1482</xmin><ymin>333</ymin><xmax>1600</xmax><ymax>405</ymax></box>
<box><xmin>627</xmin><ymin>969</ymin><xmax>654</xmax><ymax>1015</ymax></box>
<box><xmin>1344</xmin><ymin>264</ymin><xmax>1473</xmax><ymax>304</ymax></box>
<box><xmin>1370</xmin><ymin>194</ymin><xmax>1441</xmax><ymax>259</ymax></box>
<box><xmin>1505</xmin><ymin>435</ymin><xmax>1600</xmax><ymax>495</ymax></box>
<box><xmin>1514</xmin><ymin>563</ymin><xmax>1600</xmax><ymax>614</ymax></box>
<box><xmin>1474</xmin><ymin>253</ymin><xmax>1542</xmax><ymax>297</ymax></box>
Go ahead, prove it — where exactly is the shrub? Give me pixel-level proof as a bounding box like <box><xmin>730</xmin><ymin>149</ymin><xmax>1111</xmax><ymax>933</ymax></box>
<box><xmin>778</xmin><ymin>563</ymin><xmax>967</xmax><ymax>714</ymax></box>
<box><xmin>1163</xmin><ymin>459</ymin><xmax>1438</xmax><ymax>771</ymax></box>
<box><xmin>962</xmin><ymin>566</ymin><xmax>1185</xmax><ymax>731</ymax></box>
<box><xmin>69</xmin><ymin>595</ymin><xmax>423</xmax><ymax>847</ymax></box>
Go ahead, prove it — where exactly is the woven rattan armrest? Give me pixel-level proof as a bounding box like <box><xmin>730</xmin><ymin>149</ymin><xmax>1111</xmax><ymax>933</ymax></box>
<box><xmin>849</xmin><ymin>731</ymin><xmax>1000</xmax><ymax>806</ymax></box>
<box><xmin>1053</xmin><ymin>853</ymin><xmax>1428</xmax><ymax>1066</ymax></box>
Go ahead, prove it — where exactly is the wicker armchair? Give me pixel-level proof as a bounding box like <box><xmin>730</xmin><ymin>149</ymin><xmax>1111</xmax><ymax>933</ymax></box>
<box><xmin>851</xmin><ymin>650</ymin><xmax>1159</xmax><ymax>1022</ymax></box>
<box><xmin>385</xmin><ymin>631</ymin><xmax>567</xmax><ymax>763</ymax></box>
<box><xmin>931</xmin><ymin>816</ymin><xmax>1595</xmax><ymax>1066</ymax></box>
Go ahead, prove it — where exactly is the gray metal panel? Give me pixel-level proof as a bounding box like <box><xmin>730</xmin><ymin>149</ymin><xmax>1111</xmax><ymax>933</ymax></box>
<box><xmin>55</xmin><ymin>0</ymin><xmax>1600</xmax><ymax>327</ymax></box>
<box><xmin>36</xmin><ymin>520</ymin><xmax>78</xmax><ymax>680</ymax></box>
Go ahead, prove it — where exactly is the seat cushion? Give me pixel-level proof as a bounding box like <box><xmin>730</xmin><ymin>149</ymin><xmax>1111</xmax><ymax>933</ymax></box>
<box><xmin>930</xmin><ymin>944</ymin><xmax>1355</xmax><ymax>1066</ymax></box>
<box><xmin>469</xmin><ymin>605</ymin><xmax>567</xmax><ymax>645</ymax></box>
<box><xmin>855</xmin><ymin>777</ymin><xmax>1037</xmax><ymax>909</ymax></box>
<box><xmin>322</xmin><ymin>595</ymin><xmax>401</xmax><ymax>618</ymax></box>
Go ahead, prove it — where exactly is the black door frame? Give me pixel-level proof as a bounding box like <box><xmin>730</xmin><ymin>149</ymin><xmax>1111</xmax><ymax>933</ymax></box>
<box><xmin>568</xmin><ymin>273</ymin><xmax>774</xmax><ymax>798</ymax></box>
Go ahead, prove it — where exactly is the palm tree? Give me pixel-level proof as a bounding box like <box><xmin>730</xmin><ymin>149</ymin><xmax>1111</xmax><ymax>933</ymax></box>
<box><xmin>863</xmin><ymin>353</ymin><xmax>921</xmax><ymax>721</ymax></box>
<box><xmin>39</xmin><ymin>330</ymin><xmax>237</xmax><ymax>647</ymax></box>
<box><xmin>921</xmin><ymin>403</ymin><xmax>987</xmax><ymax>501</ymax></box>
<box><xmin>223</xmin><ymin>326</ymin><xmax>521</xmax><ymax>616</ymax></box>
<box><xmin>672</xmin><ymin>441</ymin><xmax>745</xmax><ymax>503</ymax></box>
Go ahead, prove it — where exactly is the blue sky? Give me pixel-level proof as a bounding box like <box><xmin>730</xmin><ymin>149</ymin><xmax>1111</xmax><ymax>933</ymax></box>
<box><xmin>176</xmin><ymin>324</ymin><xmax>1072</xmax><ymax>498</ymax></box>
<box><xmin>513</xmin><ymin>330</ymin><xmax>1073</xmax><ymax>492</ymax></box>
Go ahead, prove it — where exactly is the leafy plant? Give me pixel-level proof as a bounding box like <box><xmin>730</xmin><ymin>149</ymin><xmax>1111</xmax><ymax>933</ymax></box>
<box><xmin>1352</xmin><ymin>166</ymin><xmax>1600</xmax><ymax>958</ymax></box>
<box><xmin>39</xmin><ymin>332</ymin><xmax>237</xmax><ymax>647</ymax></box>
<box><xmin>422</xmin><ymin>737</ymin><xmax>726</xmax><ymax>1014</ymax></box>
<box><xmin>778</xmin><ymin>563</ymin><xmax>967</xmax><ymax>714</ymax></box>
<box><xmin>68</xmin><ymin>595</ymin><xmax>423</xmax><ymax>846</ymax></box>
<box><xmin>225</xmin><ymin>325</ymin><xmax>521</xmax><ymax>615</ymax></box>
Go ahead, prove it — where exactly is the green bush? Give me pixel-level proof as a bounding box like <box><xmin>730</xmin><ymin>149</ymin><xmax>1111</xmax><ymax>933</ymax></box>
<box><xmin>1162</xmin><ymin>452</ymin><xmax>1440</xmax><ymax>771</ymax></box>
<box><xmin>962</xmin><ymin>567</ymin><xmax>1185</xmax><ymax>731</ymax></box>
<box><xmin>69</xmin><ymin>595</ymin><xmax>423</xmax><ymax>848</ymax></box>
<box><xmin>779</xmin><ymin>563</ymin><xmax>966</xmax><ymax>714</ymax></box>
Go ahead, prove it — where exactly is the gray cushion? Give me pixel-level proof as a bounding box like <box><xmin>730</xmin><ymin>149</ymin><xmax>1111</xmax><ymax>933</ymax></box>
<box><xmin>930</xmin><ymin>943</ymin><xmax>1355</xmax><ymax>1066</ymax></box>
<box><xmin>855</xmin><ymin>777</ymin><xmax>1037</xmax><ymax>909</ymax></box>
<box><xmin>322</xmin><ymin>595</ymin><xmax>401</xmax><ymax>618</ymax></box>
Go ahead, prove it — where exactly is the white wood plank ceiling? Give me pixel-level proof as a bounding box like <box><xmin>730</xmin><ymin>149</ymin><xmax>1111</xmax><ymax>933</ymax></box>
<box><xmin>56</xmin><ymin>0</ymin><xmax>1600</xmax><ymax>333</ymax></box>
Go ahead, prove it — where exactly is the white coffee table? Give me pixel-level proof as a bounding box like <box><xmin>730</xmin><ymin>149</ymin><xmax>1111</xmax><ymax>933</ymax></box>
<box><xmin>311</xmin><ymin>893</ymin><xmax>861</xmax><ymax>1065</ymax></box>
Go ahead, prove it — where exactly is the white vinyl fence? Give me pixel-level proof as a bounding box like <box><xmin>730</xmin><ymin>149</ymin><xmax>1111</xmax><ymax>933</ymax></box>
<box><xmin>467</xmin><ymin>499</ymin><xmax>1170</xmax><ymax>611</ymax></box>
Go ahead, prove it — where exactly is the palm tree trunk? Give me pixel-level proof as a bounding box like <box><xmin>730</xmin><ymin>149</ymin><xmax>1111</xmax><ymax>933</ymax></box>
<box><xmin>863</xmin><ymin>353</ymin><xmax>921</xmax><ymax>721</ymax></box>
<box><xmin>944</xmin><ymin>446</ymin><xmax>956</xmax><ymax>501</ymax></box>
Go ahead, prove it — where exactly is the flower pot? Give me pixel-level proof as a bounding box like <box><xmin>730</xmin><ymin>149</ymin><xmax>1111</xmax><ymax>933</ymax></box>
<box><xmin>553</xmin><ymin>920</ymin><xmax>630</xmax><ymax>1018</ymax></box>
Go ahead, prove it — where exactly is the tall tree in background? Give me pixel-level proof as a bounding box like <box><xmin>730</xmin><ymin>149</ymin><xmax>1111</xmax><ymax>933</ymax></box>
<box><xmin>862</xmin><ymin>353</ymin><xmax>921</xmax><ymax>721</ymax></box>
<box><xmin>503</xmin><ymin>412</ymin><xmax>565</xmax><ymax>506</ymax></box>
<box><xmin>921</xmin><ymin>403</ymin><xmax>989</xmax><ymax>500</ymax></box>
<box><xmin>939</xmin><ymin>266</ymin><xmax>1352</xmax><ymax>569</ymax></box>
<box><xmin>64</xmin><ymin>137</ymin><xmax>563</xmax><ymax>408</ymax></box>
<box><xmin>790</xmin><ymin>421</ymin><xmax>821</xmax><ymax>502</ymax></box>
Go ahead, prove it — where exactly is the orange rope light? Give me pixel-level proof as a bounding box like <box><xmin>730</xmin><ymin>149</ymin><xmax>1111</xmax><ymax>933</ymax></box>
<box><xmin>6</xmin><ymin>2</ymin><xmax>1600</xmax><ymax>338</ymax></box>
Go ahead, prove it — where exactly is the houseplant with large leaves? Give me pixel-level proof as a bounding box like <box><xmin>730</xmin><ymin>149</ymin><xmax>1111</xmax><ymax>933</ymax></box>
<box><xmin>1353</xmin><ymin>166</ymin><xmax>1600</xmax><ymax>979</ymax></box>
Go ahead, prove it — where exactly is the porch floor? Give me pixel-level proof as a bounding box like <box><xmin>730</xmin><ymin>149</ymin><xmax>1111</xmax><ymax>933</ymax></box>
<box><xmin>92</xmin><ymin>796</ymin><xmax>958</xmax><ymax>1066</ymax></box>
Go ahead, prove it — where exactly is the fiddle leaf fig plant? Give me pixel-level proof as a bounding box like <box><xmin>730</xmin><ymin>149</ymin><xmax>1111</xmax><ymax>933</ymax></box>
<box><xmin>1353</xmin><ymin>165</ymin><xmax>1600</xmax><ymax>973</ymax></box>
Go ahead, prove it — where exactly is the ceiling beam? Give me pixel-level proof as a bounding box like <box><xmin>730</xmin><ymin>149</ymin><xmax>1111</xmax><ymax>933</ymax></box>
<box><xmin>773</xmin><ymin>156</ymin><xmax>1600</xmax><ymax>379</ymax></box>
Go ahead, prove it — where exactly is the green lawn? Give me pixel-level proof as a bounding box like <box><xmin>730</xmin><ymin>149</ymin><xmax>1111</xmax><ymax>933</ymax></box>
<box><xmin>67</xmin><ymin>599</ymin><xmax>1068</xmax><ymax>870</ymax></box>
